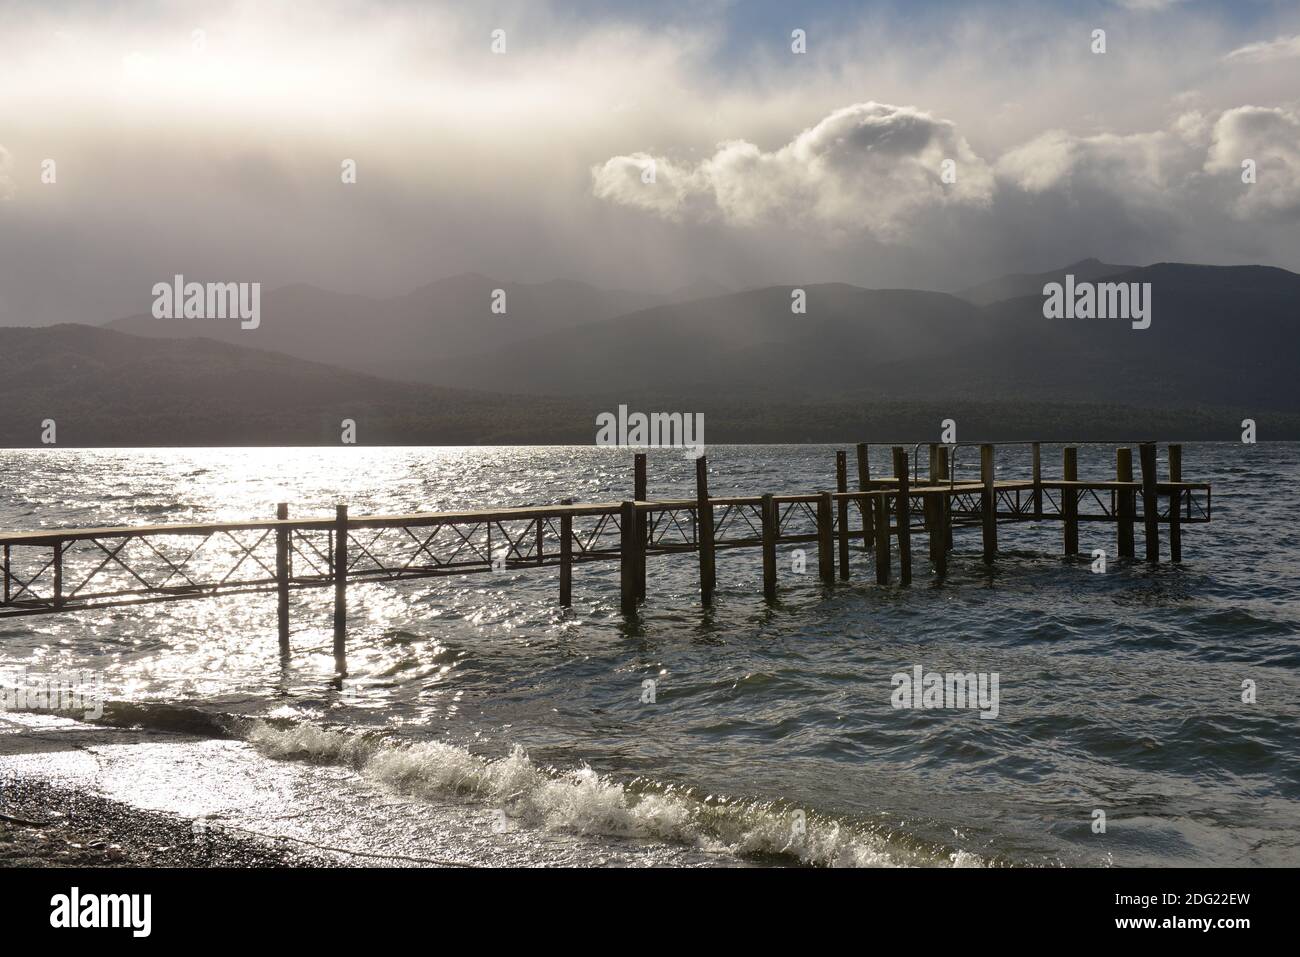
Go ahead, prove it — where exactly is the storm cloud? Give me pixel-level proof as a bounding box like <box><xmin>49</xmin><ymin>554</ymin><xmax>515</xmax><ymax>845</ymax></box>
<box><xmin>593</xmin><ymin>103</ymin><xmax>995</xmax><ymax>241</ymax></box>
<box><xmin>597</xmin><ymin>101</ymin><xmax>1300</xmax><ymax>243</ymax></box>
<box><xmin>1</xmin><ymin>0</ymin><xmax>1298</xmax><ymax>325</ymax></box>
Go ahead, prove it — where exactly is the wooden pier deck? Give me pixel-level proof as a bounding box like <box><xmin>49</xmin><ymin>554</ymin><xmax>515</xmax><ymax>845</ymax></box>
<box><xmin>0</xmin><ymin>442</ymin><xmax>1211</xmax><ymax>676</ymax></box>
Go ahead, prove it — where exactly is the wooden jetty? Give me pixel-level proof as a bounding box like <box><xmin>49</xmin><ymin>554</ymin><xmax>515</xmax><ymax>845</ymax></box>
<box><xmin>0</xmin><ymin>442</ymin><xmax>1211</xmax><ymax>676</ymax></box>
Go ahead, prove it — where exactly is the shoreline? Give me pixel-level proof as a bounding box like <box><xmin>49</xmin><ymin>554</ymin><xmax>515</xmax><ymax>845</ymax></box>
<box><xmin>0</xmin><ymin>776</ymin><xmax>339</xmax><ymax>868</ymax></box>
<box><xmin>0</xmin><ymin>714</ymin><xmax>738</xmax><ymax>868</ymax></box>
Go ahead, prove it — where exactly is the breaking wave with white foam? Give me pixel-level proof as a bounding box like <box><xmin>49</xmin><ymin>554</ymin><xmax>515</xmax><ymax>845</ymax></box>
<box><xmin>244</xmin><ymin>720</ymin><xmax>984</xmax><ymax>868</ymax></box>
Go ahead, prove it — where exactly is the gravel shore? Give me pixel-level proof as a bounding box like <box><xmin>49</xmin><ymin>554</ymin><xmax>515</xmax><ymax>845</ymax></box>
<box><xmin>0</xmin><ymin>775</ymin><xmax>338</xmax><ymax>868</ymax></box>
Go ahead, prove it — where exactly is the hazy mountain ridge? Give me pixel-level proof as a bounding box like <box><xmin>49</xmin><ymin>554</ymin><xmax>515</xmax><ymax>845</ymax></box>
<box><xmin>4</xmin><ymin>323</ymin><xmax>1292</xmax><ymax>445</ymax></box>
<box><xmin>956</xmin><ymin>257</ymin><xmax>1137</xmax><ymax>306</ymax></box>
<box><xmin>408</xmin><ymin>262</ymin><xmax>1300</xmax><ymax>412</ymax></box>
<box><xmin>414</xmin><ymin>283</ymin><xmax>993</xmax><ymax>394</ymax></box>
<box><xmin>49</xmin><ymin>259</ymin><xmax>1300</xmax><ymax>439</ymax></box>
<box><xmin>106</xmin><ymin>273</ymin><xmax>667</xmax><ymax>373</ymax></box>
<box><xmin>0</xmin><ymin>324</ymin><xmax>578</xmax><ymax>445</ymax></box>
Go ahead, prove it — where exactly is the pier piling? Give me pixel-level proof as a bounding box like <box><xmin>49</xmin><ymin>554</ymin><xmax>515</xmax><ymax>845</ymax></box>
<box><xmin>559</xmin><ymin>498</ymin><xmax>573</xmax><ymax>606</ymax></box>
<box><xmin>942</xmin><ymin>484</ymin><xmax>952</xmax><ymax>569</ymax></box>
<box><xmin>874</xmin><ymin>492</ymin><xmax>891</xmax><ymax>584</ymax></box>
<box><xmin>695</xmin><ymin>456</ymin><xmax>715</xmax><ymax>603</ymax></box>
<box><xmin>923</xmin><ymin>444</ymin><xmax>938</xmax><ymax>545</ymax></box>
<box><xmin>1032</xmin><ymin>442</ymin><xmax>1043</xmax><ymax>520</ymax></box>
<box><xmin>761</xmin><ymin>493</ymin><xmax>777</xmax><ymax>601</ymax></box>
<box><xmin>981</xmin><ymin>444</ymin><xmax>996</xmax><ymax>564</ymax></box>
<box><xmin>52</xmin><ymin>541</ymin><xmax>63</xmax><ymax>609</ymax></box>
<box><xmin>1063</xmin><ymin>447</ymin><xmax>1079</xmax><ymax>556</ymax></box>
<box><xmin>1117</xmin><ymin>448</ymin><xmax>1135</xmax><ymax>558</ymax></box>
<box><xmin>937</xmin><ymin>445</ymin><xmax>953</xmax><ymax>550</ymax></box>
<box><xmin>276</xmin><ymin>503</ymin><xmax>289</xmax><ymax>659</ymax></box>
<box><xmin>1169</xmin><ymin>444</ymin><xmax>1183</xmax><ymax>563</ymax></box>
<box><xmin>934</xmin><ymin>490</ymin><xmax>949</xmax><ymax>576</ymax></box>
<box><xmin>817</xmin><ymin>491</ymin><xmax>835</xmax><ymax>584</ymax></box>
<box><xmin>924</xmin><ymin>493</ymin><xmax>942</xmax><ymax>573</ymax></box>
<box><xmin>893</xmin><ymin>447</ymin><xmax>912</xmax><ymax>584</ymax></box>
<box><xmin>620</xmin><ymin>500</ymin><xmax>638</xmax><ymax>615</ymax></box>
<box><xmin>856</xmin><ymin>442</ymin><xmax>873</xmax><ymax>548</ymax></box>
<box><xmin>333</xmin><ymin>504</ymin><xmax>348</xmax><ymax>677</ymax></box>
<box><xmin>836</xmin><ymin>451</ymin><xmax>850</xmax><ymax>580</ymax></box>
<box><xmin>634</xmin><ymin>453</ymin><xmax>647</xmax><ymax>600</ymax></box>
<box><xmin>1140</xmin><ymin>442</ymin><xmax>1159</xmax><ymax>563</ymax></box>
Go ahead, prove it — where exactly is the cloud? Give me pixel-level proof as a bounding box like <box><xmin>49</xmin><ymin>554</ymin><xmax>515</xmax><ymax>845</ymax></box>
<box><xmin>1111</xmin><ymin>0</ymin><xmax>1189</xmax><ymax>10</ymax></box>
<box><xmin>992</xmin><ymin>105</ymin><xmax>1300</xmax><ymax>230</ymax></box>
<box><xmin>0</xmin><ymin>146</ymin><xmax>13</xmax><ymax>200</ymax></box>
<box><xmin>995</xmin><ymin>115</ymin><xmax>1210</xmax><ymax>200</ymax></box>
<box><xmin>992</xmin><ymin>106</ymin><xmax>1300</xmax><ymax>223</ymax></box>
<box><xmin>590</xmin><ymin>153</ymin><xmax>712</xmax><ymax>222</ymax></box>
<box><xmin>1224</xmin><ymin>35</ymin><xmax>1300</xmax><ymax>64</ymax></box>
<box><xmin>592</xmin><ymin>103</ymin><xmax>995</xmax><ymax>241</ymax></box>
<box><xmin>598</xmin><ymin>100</ymin><xmax>1300</xmax><ymax>255</ymax></box>
<box><xmin>2</xmin><ymin>0</ymin><xmax>1299</xmax><ymax>318</ymax></box>
<box><xmin>1205</xmin><ymin>106</ymin><xmax>1300</xmax><ymax>219</ymax></box>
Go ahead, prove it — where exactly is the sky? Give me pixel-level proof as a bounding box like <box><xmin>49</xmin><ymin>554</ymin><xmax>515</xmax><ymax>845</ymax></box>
<box><xmin>0</xmin><ymin>0</ymin><xmax>1298</xmax><ymax>324</ymax></box>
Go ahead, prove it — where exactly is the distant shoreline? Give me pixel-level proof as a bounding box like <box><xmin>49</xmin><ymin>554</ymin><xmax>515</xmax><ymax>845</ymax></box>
<box><xmin>3</xmin><ymin>435</ymin><xmax>1299</xmax><ymax>449</ymax></box>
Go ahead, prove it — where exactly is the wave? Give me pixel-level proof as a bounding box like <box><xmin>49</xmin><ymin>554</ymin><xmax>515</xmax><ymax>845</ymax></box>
<box><xmin>243</xmin><ymin>719</ymin><xmax>983</xmax><ymax>868</ymax></box>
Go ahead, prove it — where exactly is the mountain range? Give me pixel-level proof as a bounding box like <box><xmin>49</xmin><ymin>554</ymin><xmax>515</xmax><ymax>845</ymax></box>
<box><xmin>0</xmin><ymin>258</ymin><xmax>1293</xmax><ymax>445</ymax></box>
<box><xmin>103</xmin><ymin>259</ymin><xmax>1299</xmax><ymax>411</ymax></box>
<box><xmin>956</xmin><ymin>257</ymin><xmax>1136</xmax><ymax>306</ymax></box>
<box><xmin>425</xmin><ymin>262</ymin><xmax>1299</xmax><ymax>411</ymax></box>
<box><xmin>107</xmin><ymin>274</ymin><xmax>730</xmax><ymax>377</ymax></box>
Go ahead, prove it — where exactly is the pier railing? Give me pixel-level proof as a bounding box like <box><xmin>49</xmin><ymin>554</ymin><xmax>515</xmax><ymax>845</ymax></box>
<box><xmin>0</xmin><ymin>441</ymin><xmax>1211</xmax><ymax>675</ymax></box>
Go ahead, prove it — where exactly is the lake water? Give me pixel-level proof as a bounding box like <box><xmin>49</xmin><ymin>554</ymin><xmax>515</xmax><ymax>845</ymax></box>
<box><xmin>1</xmin><ymin>443</ymin><xmax>1297</xmax><ymax>866</ymax></box>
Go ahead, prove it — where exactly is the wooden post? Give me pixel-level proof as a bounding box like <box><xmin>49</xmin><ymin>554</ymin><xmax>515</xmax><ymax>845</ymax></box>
<box><xmin>1140</xmin><ymin>442</ymin><xmax>1159</xmax><ymax>563</ymax></box>
<box><xmin>695</xmin><ymin>456</ymin><xmax>715</xmax><ymax>603</ymax></box>
<box><xmin>923</xmin><ymin>444</ymin><xmax>938</xmax><ymax>543</ymax></box>
<box><xmin>2</xmin><ymin>544</ymin><xmax>9</xmax><ymax>604</ymax></box>
<box><xmin>980</xmin><ymin>444</ymin><xmax>996</xmax><ymax>564</ymax></box>
<box><xmin>1031</xmin><ymin>442</ymin><xmax>1043</xmax><ymax>520</ymax></box>
<box><xmin>1168</xmin><ymin>444</ymin><xmax>1182</xmax><ymax>563</ymax></box>
<box><xmin>856</xmin><ymin>442</ymin><xmax>873</xmax><ymax>548</ymax></box>
<box><xmin>333</xmin><ymin>505</ymin><xmax>348</xmax><ymax>677</ymax></box>
<box><xmin>1063</xmin><ymin>447</ymin><xmax>1078</xmax><ymax>556</ymax></box>
<box><xmin>620</xmin><ymin>500</ymin><xmax>638</xmax><ymax>615</ymax></box>
<box><xmin>817</xmin><ymin>491</ymin><xmax>835</xmax><ymax>584</ymax></box>
<box><xmin>276</xmin><ymin>503</ymin><xmax>290</xmax><ymax>660</ymax></box>
<box><xmin>634</xmin><ymin>453</ymin><xmax>647</xmax><ymax>600</ymax></box>
<box><xmin>761</xmin><ymin>493</ymin><xmax>777</xmax><ymax>601</ymax></box>
<box><xmin>931</xmin><ymin>491</ymin><xmax>949</xmax><ymax>576</ymax></box>
<box><xmin>874</xmin><ymin>492</ymin><xmax>891</xmax><ymax>584</ymax></box>
<box><xmin>52</xmin><ymin>541</ymin><xmax>63</xmax><ymax>609</ymax></box>
<box><xmin>893</xmin><ymin>447</ymin><xmax>912</xmax><ymax>585</ymax></box>
<box><xmin>634</xmin><ymin>453</ymin><xmax>646</xmax><ymax>499</ymax></box>
<box><xmin>925</xmin><ymin>493</ymin><xmax>939</xmax><ymax>563</ymax></box>
<box><xmin>1116</xmin><ymin>448</ymin><xmax>1135</xmax><ymax>559</ymax></box>
<box><xmin>937</xmin><ymin>445</ymin><xmax>952</xmax><ymax>550</ymax></box>
<box><xmin>835</xmin><ymin>451</ymin><xmax>850</xmax><ymax>580</ymax></box>
<box><xmin>559</xmin><ymin>498</ymin><xmax>573</xmax><ymax>607</ymax></box>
